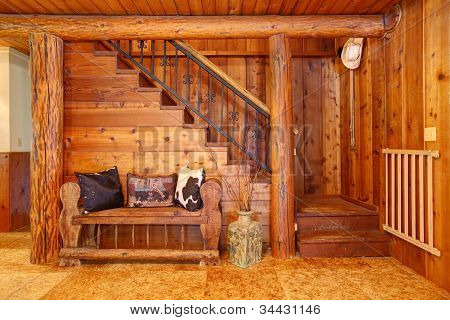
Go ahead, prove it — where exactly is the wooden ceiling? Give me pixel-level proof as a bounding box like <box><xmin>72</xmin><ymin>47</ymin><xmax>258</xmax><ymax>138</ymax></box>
<box><xmin>0</xmin><ymin>0</ymin><xmax>400</xmax><ymax>54</ymax></box>
<box><xmin>0</xmin><ymin>0</ymin><xmax>399</xmax><ymax>16</ymax></box>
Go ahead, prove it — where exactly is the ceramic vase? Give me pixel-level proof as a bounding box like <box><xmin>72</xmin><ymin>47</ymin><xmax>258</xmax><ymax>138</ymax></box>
<box><xmin>227</xmin><ymin>210</ymin><xmax>262</xmax><ymax>268</ymax></box>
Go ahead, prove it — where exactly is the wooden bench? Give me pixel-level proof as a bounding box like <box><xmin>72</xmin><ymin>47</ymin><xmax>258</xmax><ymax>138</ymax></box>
<box><xmin>59</xmin><ymin>179</ymin><xmax>222</xmax><ymax>266</ymax></box>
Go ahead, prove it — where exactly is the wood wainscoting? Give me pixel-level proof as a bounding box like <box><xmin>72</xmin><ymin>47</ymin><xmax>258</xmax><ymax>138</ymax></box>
<box><xmin>0</xmin><ymin>152</ymin><xmax>30</xmax><ymax>232</ymax></box>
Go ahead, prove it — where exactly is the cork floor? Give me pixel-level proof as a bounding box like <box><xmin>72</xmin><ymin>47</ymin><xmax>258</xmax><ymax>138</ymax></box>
<box><xmin>0</xmin><ymin>232</ymin><xmax>448</xmax><ymax>300</ymax></box>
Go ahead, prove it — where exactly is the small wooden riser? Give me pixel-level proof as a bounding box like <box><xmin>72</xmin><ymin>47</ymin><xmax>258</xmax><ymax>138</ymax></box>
<box><xmin>297</xmin><ymin>241</ymin><xmax>391</xmax><ymax>258</ymax></box>
<box><xmin>60</xmin><ymin>248</ymin><xmax>220</xmax><ymax>264</ymax></box>
<box><xmin>298</xmin><ymin>215</ymin><xmax>379</xmax><ymax>232</ymax></box>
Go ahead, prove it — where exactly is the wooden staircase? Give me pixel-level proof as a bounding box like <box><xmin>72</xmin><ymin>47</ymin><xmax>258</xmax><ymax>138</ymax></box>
<box><xmin>63</xmin><ymin>41</ymin><xmax>272</xmax><ymax>249</ymax></box>
<box><xmin>63</xmin><ymin>41</ymin><xmax>229</xmax><ymax>184</ymax></box>
<box><xmin>297</xmin><ymin>196</ymin><xmax>391</xmax><ymax>257</ymax></box>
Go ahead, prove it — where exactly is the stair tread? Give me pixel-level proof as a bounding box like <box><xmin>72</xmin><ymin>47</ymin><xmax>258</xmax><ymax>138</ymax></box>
<box><xmin>116</xmin><ymin>69</ymin><xmax>139</xmax><ymax>74</ymax></box>
<box><xmin>206</xmin><ymin>141</ymin><xmax>229</xmax><ymax>147</ymax></box>
<box><xmin>137</xmin><ymin>87</ymin><xmax>161</xmax><ymax>92</ymax></box>
<box><xmin>183</xmin><ymin>124</ymin><xmax>209</xmax><ymax>129</ymax></box>
<box><xmin>299</xmin><ymin>230</ymin><xmax>390</xmax><ymax>244</ymax></box>
<box><xmin>160</xmin><ymin>105</ymin><xmax>185</xmax><ymax>110</ymax></box>
<box><xmin>93</xmin><ymin>50</ymin><xmax>117</xmax><ymax>56</ymax></box>
<box><xmin>298</xmin><ymin>195</ymin><xmax>376</xmax><ymax>217</ymax></box>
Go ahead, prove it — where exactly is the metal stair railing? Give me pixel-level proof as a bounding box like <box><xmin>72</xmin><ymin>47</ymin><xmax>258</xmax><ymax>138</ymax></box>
<box><xmin>107</xmin><ymin>39</ymin><xmax>271</xmax><ymax>173</ymax></box>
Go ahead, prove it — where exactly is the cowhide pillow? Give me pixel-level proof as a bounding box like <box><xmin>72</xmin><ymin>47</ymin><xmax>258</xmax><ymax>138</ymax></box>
<box><xmin>75</xmin><ymin>166</ymin><xmax>124</xmax><ymax>214</ymax></box>
<box><xmin>174</xmin><ymin>167</ymin><xmax>205</xmax><ymax>212</ymax></box>
<box><xmin>127</xmin><ymin>173</ymin><xmax>176</xmax><ymax>208</ymax></box>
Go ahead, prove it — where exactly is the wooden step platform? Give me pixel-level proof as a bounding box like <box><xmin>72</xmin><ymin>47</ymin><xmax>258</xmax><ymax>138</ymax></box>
<box><xmin>297</xmin><ymin>195</ymin><xmax>390</xmax><ymax>257</ymax></box>
<box><xmin>298</xmin><ymin>230</ymin><xmax>391</xmax><ymax>257</ymax></box>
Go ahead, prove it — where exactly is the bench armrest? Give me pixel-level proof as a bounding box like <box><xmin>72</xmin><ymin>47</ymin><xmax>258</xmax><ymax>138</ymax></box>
<box><xmin>199</xmin><ymin>178</ymin><xmax>222</xmax><ymax>250</ymax></box>
<box><xmin>200</xmin><ymin>178</ymin><xmax>222</xmax><ymax>216</ymax></box>
<box><xmin>60</xmin><ymin>182</ymin><xmax>83</xmax><ymax>250</ymax></box>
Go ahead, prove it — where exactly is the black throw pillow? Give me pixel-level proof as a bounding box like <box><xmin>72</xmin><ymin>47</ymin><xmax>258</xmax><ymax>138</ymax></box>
<box><xmin>75</xmin><ymin>166</ymin><xmax>124</xmax><ymax>213</ymax></box>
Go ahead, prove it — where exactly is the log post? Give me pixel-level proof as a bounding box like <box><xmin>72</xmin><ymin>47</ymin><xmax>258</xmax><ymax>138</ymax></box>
<box><xmin>29</xmin><ymin>33</ymin><xmax>64</xmax><ymax>264</ymax></box>
<box><xmin>268</xmin><ymin>34</ymin><xmax>296</xmax><ymax>259</ymax></box>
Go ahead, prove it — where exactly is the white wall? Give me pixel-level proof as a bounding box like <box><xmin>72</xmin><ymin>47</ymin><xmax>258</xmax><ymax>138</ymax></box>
<box><xmin>0</xmin><ymin>48</ymin><xmax>10</xmax><ymax>152</ymax></box>
<box><xmin>0</xmin><ymin>47</ymin><xmax>31</xmax><ymax>153</ymax></box>
<box><xmin>9</xmin><ymin>48</ymin><xmax>31</xmax><ymax>152</ymax></box>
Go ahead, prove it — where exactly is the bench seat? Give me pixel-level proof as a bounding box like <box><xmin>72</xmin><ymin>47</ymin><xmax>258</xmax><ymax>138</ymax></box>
<box><xmin>59</xmin><ymin>179</ymin><xmax>223</xmax><ymax>266</ymax></box>
<box><xmin>73</xmin><ymin>207</ymin><xmax>206</xmax><ymax>225</ymax></box>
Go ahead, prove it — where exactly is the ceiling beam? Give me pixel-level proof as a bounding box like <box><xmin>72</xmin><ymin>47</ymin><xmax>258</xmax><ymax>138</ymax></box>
<box><xmin>0</xmin><ymin>14</ymin><xmax>393</xmax><ymax>40</ymax></box>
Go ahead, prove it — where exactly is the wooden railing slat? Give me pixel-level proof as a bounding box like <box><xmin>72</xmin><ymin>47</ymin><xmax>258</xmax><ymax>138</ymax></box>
<box><xmin>385</xmin><ymin>153</ymin><xmax>389</xmax><ymax>226</ymax></box>
<box><xmin>427</xmin><ymin>156</ymin><xmax>434</xmax><ymax>247</ymax></box>
<box><xmin>419</xmin><ymin>155</ymin><xmax>425</xmax><ymax>242</ymax></box>
<box><xmin>397</xmin><ymin>154</ymin><xmax>402</xmax><ymax>232</ymax></box>
<box><xmin>383</xmin><ymin>150</ymin><xmax>439</xmax><ymax>256</ymax></box>
<box><xmin>411</xmin><ymin>155</ymin><xmax>416</xmax><ymax>239</ymax></box>
<box><xmin>391</xmin><ymin>154</ymin><xmax>395</xmax><ymax>227</ymax></box>
<box><xmin>404</xmin><ymin>155</ymin><xmax>409</xmax><ymax>236</ymax></box>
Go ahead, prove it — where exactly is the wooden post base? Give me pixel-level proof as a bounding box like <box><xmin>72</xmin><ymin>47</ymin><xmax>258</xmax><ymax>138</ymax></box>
<box><xmin>59</xmin><ymin>257</ymin><xmax>81</xmax><ymax>267</ymax></box>
<box><xmin>199</xmin><ymin>257</ymin><xmax>221</xmax><ymax>266</ymax></box>
<box><xmin>59</xmin><ymin>248</ymin><xmax>220</xmax><ymax>265</ymax></box>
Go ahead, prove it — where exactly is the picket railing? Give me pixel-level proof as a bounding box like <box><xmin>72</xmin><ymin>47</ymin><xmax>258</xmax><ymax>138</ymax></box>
<box><xmin>383</xmin><ymin>148</ymin><xmax>440</xmax><ymax>256</ymax></box>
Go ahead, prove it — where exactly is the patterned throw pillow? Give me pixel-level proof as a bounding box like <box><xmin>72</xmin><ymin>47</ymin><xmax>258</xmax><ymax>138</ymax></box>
<box><xmin>127</xmin><ymin>173</ymin><xmax>176</xmax><ymax>207</ymax></box>
<box><xmin>75</xmin><ymin>166</ymin><xmax>124</xmax><ymax>213</ymax></box>
<box><xmin>174</xmin><ymin>167</ymin><xmax>205</xmax><ymax>212</ymax></box>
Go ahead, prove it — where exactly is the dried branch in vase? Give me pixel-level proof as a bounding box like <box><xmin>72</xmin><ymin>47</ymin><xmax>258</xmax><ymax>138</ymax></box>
<box><xmin>211</xmin><ymin>155</ymin><xmax>260</xmax><ymax>212</ymax></box>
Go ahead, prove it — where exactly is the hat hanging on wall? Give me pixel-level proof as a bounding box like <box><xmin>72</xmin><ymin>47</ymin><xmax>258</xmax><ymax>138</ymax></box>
<box><xmin>341</xmin><ymin>38</ymin><xmax>364</xmax><ymax>70</ymax></box>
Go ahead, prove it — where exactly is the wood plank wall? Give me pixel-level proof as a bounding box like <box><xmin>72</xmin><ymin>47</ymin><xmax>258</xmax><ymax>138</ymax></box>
<box><xmin>293</xmin><ymin>57</ymin><xmax>341</xmax><ymax>199</ymax></box>
<box><xmin>129</xmin><ymin>38</ymin><xmax>336</xmax><ymax>162</ymax></box>
<box><xmin>339</xmin><ymin>0</ymin><xmax>449</xmax><ymax>291</ymax></box>
<box><xmin>0</xmin><ymin>152</ymin><xmax>30</xmax><ymax>232</ymax></box>
<box><xmin>63</xmin><ymin>37</ymin><xmax>337</xmax><ymax>250</ymax></box>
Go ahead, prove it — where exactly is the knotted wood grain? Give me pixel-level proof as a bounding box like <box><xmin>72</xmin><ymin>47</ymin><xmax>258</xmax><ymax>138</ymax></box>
<box><xmin>29</xmin><ymin>33</ymin><xmax>64</xmax><ymax>264</ymax></box>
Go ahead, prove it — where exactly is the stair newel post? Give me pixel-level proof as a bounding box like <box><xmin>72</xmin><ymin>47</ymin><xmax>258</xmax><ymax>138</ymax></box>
<box><xmin>268</xmin><ymin>34</ymin><xmax>296</xmax><ymax>259</ymax></box>
<box><xmin>29</xmin><ymin>33</ymin><xmax>64</xmax><ymax>264</ymax></box>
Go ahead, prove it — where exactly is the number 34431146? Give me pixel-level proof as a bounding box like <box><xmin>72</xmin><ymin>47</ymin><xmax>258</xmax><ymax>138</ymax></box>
<box><xmin>259</xmin><ymin>304</ymin><xmax>320</xmax><ymax>315</ymax></box>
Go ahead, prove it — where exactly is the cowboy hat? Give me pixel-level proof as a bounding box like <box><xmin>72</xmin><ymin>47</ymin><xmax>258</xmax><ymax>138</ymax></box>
<box><xmin>341</xmin><ymin>38</ymin><xmax>364</xmax><ymax>70</ymax></box>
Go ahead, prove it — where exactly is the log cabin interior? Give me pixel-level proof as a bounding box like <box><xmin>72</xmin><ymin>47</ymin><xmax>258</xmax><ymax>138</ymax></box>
<box><xmin>0</xmin><ymin>0</ymin><xmax>448</xmax><ymax>299</ymax></box>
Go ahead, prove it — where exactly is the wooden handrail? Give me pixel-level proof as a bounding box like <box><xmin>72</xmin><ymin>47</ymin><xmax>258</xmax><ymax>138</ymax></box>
<box><xmin>173</xmin><ymin>40</ymin><xmax>271</xmax><ymax>116</ymax></box>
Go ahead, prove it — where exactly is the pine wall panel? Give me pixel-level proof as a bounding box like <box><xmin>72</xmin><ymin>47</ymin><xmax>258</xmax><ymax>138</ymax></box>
<box><xmin>339</xmin><ymin>0</ymin><xmax>449</xmax><ymax>291</ymax></box>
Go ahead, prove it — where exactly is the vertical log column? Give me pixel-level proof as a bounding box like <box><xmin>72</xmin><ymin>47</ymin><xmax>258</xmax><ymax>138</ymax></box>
<box><xmin>268</xmin><ymin>34</ymin><xmax>296</xmax><ymax>258</ymax></box>
<box><xmin>29</xmin><ymin>33</ymin><xmax>64</xmax><ymax>264</ymax></box>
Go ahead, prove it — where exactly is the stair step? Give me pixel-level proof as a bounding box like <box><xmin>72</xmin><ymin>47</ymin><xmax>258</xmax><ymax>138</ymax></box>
<box><xmin>206</xmin><ymin>141</ymin><xmax>229</xmax><ymax>147</ymax></box>
<box><xmin>298</xmin><ymin>195</ymin><xmax>377</xmax><ymax>217</ymax></box>
<box><xmin>298</xmin><ymin>214</ymin><xmax>379</xmax><ymax>232</ymax></box>
<box><xmin>160</xmin><ymin>105</ymin><xmax>185</xmax><ymax>110</ymax></box>
<box><xmin>137</xmin><ymin>87</ymin><xmax>162</xmax><ymax>92</ymax></box>
<box><xmin>297</xmin><ymin>230</ymin><xmax>391</xmax><ymax>257</ymax></box>
<box><xmin>93</xmin><ymin>50</ymin><xmax>117</xmax><ymax>57</ymax></box>
<box><xmin>64</xmin><ymin>108</ymin><xmax>184</xmax><ymax>127</ymax></box>
<box><xmin>299</xmin><ymin>230</ymin><xmax>390</xmax><ymax>243</ymax></box>
<box><xmin>140</xmin><ymin>145</ymin><xmax>228</xmax><ymax>153</ymax></box>
<box><xmin>183</xmin><ymin>124</ymin><xmax>209</xmax><ymax>129</ymax></box>
<box><xmin>116</xmin><ymin>69</ymin><xmax>140</xmax><ymax>74</ymax></box>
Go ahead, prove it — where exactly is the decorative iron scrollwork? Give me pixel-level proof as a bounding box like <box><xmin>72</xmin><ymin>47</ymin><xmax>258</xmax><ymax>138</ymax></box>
<box><xmin>200</xmin><ymin>93</ymin><xmax>216</xmax><ymax>103</ymax></box>
<box><xmin>160</xmin><ymin>58</ymin><xmax>175</xmax><ymax>67</ymax></box>
<box><xmin>182</xmin><ymin>74</ymin><xmax>194</xmax><ymax>84</ymax></box>
<box><xmin>137</xmin><ymin>40</ymin><xmax>148</xmax><ymax>50</ymax></box>
<box><xmin>229</xmin><ymin>111</ymin><xmax>239</xmax><ymax>122</ymax></box>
